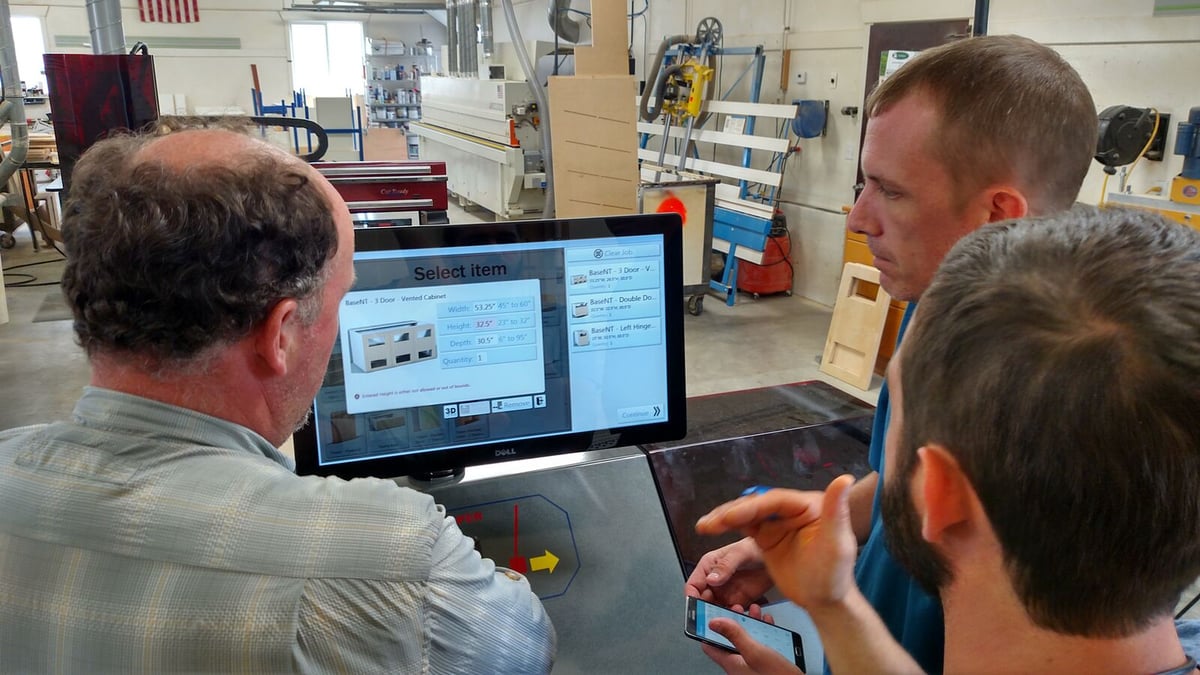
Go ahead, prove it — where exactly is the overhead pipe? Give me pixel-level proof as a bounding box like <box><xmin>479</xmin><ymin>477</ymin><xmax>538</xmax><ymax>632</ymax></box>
<box><xmin>85</xmin><ymin>0</ymin><xmax>126</xmax><ymax>55</ymax></box>
<box><xmin>445</xmin><ymin>0</ymin><xmax>458</xmax><ymax>75</ymax></box>
<box><xmin>451</xmin><ymin>0</ymin><xmax>465</xmax><ymax>76</ymax></box>
<box><xmin>501</xmin><ymin>0</ymin><xmax>553</xmax><ymax>216</ymax></box>
<box><xmin>463</xmin><ymin>0</ymin><xmax>478</xmax><ymax>76</ymax></box>
<box><xmin>452</xmin><ymin>0</ymin><xmax>463</xmax><ymax>76</ymax></box>
<box><xmin>546</xmin><ymin>0</ymin><xmax>580</xmax><ymax>43</ymax></box>
<box><xmin>0</xmin><ymin>0</ymin><xmax>29</xmax><ymax>196</ymax></box>
<box><xmin>455</xmin><ymin>0</ymin><xmax>471</xmax><ymax>76</ymax></box>
<box><xmin>479</xmin><ymin>0</ymin><xmax>494</xmax><ymax>58</ymax></box>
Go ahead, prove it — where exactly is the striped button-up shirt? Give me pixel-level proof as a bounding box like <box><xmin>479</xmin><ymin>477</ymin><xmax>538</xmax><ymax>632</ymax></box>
<box><xmin>0</xmin><ymin>387</ymin><xmax>555</xmax><ymax>673</ymax></box>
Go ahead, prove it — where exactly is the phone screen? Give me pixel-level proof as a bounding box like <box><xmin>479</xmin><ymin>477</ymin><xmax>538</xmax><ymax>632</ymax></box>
<box><xmin>685</xmin><ymin>597</ymin><xmax>804</xmax><ymax>669</ymax></box>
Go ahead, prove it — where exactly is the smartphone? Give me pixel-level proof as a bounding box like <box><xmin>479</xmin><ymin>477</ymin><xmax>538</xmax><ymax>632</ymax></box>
<box><xmin>684</xmin><ymin>596</ymin><xmax>805</xmax><ymax>670</ymax></box>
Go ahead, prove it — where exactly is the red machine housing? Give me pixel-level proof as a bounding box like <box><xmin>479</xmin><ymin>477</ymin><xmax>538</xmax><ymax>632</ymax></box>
<box><xmin>313</xmin><ymin>160</ymin><xmax>449</xmax><ymax>225</ymax></box>
<box><xmin>44</xmin><ymin>53</ymin><xmax>159</xmax><ymax>198</ymax></box>
<box><xmin>736</xmin><ymin>232</ymin><xmax>793</xmax><ymax>296</ymax></box>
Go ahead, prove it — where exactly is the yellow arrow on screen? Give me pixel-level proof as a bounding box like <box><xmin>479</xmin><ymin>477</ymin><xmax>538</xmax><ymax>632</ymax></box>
<box><xmin>530</xmin><ymin>550</ymin><xmax>559</xmax><ymax>573</ymax></box>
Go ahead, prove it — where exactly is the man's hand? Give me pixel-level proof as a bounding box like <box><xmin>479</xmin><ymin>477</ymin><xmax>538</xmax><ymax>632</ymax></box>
<box><xmin>698</xmin><ymin>476</ymin><xmax>925</xmax><ymax>674</ymax></box>
<box><xmin>684</xmin><ymin>536</ymin><xmax>775</xmax><ymax>608</ymax></box>
<box><xmin>696</xmin><ymin>476</ymin><xmax>858</xmax><ymax>611</ymax></box>
<box><xmin>699</xmin><ymin>612</ymin><xmax>803</xmax><ymax>675</ymax></box>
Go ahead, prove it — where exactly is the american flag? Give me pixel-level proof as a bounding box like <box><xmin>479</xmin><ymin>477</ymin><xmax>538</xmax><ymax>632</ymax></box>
<box><xmin>139</xmin><ymin>0</ymin><xmax>200</xmax><ymax>23</ymax></box>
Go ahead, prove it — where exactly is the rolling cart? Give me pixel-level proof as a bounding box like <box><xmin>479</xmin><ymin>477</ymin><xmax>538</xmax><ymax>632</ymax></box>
<box><xmin>639</xmin><ymin>170</ymin><xmax>716</xmax><ymax>315</ymax></box>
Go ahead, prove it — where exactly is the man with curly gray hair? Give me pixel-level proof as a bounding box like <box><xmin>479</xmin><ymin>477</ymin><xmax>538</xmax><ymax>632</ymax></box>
<box><xmin>0</xmin><ymin>127</ymin><xmax>556</xmax><ymax>673</ymax></box>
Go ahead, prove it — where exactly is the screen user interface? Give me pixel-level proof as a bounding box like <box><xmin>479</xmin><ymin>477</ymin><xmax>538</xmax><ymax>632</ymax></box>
<box><xmin>690</xmin><ymin>599</ymin><xmax>801</xmax><ymax>664</ymax></box>
<box><xmin>310</xmin><ymin>226</ymin><xmax>673</xmax><ymax>471</ymax></box>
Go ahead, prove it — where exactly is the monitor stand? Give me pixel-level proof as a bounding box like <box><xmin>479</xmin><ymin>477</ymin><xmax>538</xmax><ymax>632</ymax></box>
<box><xmin>407</xmin><ymin>467</ymin><xmax>467</xmax><ymax>487</ymax></box>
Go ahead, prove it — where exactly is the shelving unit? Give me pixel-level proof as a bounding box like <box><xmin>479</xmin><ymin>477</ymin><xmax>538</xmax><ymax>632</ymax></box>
<box><xmin>365</xmin><ymin>38</ymin><xmax>437</xmax><ymax>158</ymax></box>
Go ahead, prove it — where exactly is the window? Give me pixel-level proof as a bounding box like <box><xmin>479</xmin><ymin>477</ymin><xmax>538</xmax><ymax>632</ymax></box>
<box><xmin>289</xmin><ymin>21</ymin><xmax>364</xmax><ymax>99</ymax></box>
<box><xmin>10</xmin><ymin>15</ymin><xmax>47</xmax><ymax>94</ymax></box>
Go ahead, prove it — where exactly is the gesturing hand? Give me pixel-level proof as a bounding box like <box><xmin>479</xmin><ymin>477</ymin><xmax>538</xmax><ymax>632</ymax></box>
<box><xmin>695</xmin><ymin>475</ymin><xmax>859</xmax><ymax>611</ymax></box>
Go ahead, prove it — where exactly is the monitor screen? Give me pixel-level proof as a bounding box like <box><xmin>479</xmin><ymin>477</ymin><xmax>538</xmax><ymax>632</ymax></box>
<box><xmin>293</xmin><ymin>213</ymin><xmax>687</xmax><ymax>480</ymax></box>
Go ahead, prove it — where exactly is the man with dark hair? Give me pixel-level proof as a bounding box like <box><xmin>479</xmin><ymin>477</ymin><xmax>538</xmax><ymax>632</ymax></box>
<box><xmin>687</xmin><ymin>34</ymin><xmax>1098</xmax><ymax>672</ymax></box>
<box><xmin>697</xmin><ymin>205</ymin><xmax>1200</xmax><ymax>673</ymax></box>
<box><xmin>0</xmin><ymin>127</ymin><xmax>556</xmax><ymax>673</ymax></box>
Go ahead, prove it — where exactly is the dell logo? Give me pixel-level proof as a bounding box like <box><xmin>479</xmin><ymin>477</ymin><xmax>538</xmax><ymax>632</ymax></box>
<box><xmin>495</xmin><ymin>448</ymin><xmax>517</xmax><ymax>457</ymax></box>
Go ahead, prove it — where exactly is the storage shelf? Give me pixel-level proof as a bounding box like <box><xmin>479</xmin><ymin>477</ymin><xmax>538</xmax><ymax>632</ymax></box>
<box><xmin>369</xmin><ymin>103</ymin><xmax>420</xmax><ymax>108</ymax></box>
<box><xmin>369</xmin><ymin>78</ymin><xmax>420</xmax><ymax>86</ymax></box>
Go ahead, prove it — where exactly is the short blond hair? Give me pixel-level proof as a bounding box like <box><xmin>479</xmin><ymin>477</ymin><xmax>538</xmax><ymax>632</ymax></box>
<box><xmin>867</xmin><ymin>35</ymin><xmax>1096</xmax><ymax>214</ymax></box>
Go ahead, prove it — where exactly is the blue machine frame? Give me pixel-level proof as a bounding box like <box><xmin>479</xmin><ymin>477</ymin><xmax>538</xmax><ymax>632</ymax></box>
<box><xmin>638</xmin><ymin>44</ymin><xmax>782</xmax><ymax>307</ymax></box>
<box><xmin>252</xmin><ymin>89</ymin><xmax>365</xmax><ymax>161</ymax></box>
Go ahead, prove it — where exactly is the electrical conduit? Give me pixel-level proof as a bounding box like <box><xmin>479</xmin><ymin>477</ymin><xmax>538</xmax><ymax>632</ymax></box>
<box><xmin>501</xmin><ymin>0</ymin><xmax>554</xmax><ymax>217</ymax></box>
<box><xmin>0</xmin><ymin>0</ymin><xmax>29</xmax><ymax>198</ymax></box>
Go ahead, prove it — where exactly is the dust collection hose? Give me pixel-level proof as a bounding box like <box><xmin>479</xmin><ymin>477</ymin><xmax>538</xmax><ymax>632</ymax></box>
<box><xmin>639</xmin><ymin>33</ymin><xmax>693</xmax><ymax>122</ymax></box>
<box><xmin>639</xmin><ymin>26</ymin><xmax>720</xmax><ymax>128</ymax></box>
<box><xmin>502</xmin><ymin>0</ymin><xmax>555</xmax><ymax>217</ymax></box>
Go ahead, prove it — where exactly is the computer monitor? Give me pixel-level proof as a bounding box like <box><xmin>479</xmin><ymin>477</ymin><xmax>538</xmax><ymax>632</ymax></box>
<box><xmin>292</xmin><ymin>213</ymin><xmax>687</xmax><ymax>481</ymax></box>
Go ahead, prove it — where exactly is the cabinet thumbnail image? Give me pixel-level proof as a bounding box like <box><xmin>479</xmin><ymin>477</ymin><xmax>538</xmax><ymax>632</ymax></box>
<box><xmin>347</xmin><ymin>321</ymin><xmax>438</xmax><ymax>373</ymax></box>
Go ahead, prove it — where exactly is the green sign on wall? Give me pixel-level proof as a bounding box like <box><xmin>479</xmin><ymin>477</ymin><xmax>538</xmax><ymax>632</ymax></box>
<box><xmin>1155</xmin><ymin>1</ymin><xmax>1200</xmax><ymax>15</ymax></box>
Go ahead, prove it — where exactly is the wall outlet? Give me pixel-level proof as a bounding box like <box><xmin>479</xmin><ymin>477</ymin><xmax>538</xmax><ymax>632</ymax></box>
<box><xmin>795</xmin><ymin>71</ymin><xmax>807</xmax><ymax>85</ymax></box>
<box><xmin>828</xmin><ymin>72</ymin><xmax>838</xmax><ymax>89</ymax></box>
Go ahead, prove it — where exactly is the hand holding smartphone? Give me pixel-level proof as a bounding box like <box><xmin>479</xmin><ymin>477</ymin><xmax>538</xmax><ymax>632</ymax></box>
<box><xmin>684</xmin><ymin>596</ymin><xmax>805</xmax><ymax>670</ymax></box>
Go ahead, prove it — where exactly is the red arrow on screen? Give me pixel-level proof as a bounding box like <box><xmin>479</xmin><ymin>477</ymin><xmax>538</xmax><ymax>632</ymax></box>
<box><xmin>508</xmin><ymin>503</ymin><xmax>527</xmax><ymax>573</ymax></box>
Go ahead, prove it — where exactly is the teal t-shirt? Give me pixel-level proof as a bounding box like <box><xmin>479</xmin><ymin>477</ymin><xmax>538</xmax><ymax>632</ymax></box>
<box><xmin>850</xmin><ymin>304</ymin><xmax>945</xmax><ymax>673</ymax></box>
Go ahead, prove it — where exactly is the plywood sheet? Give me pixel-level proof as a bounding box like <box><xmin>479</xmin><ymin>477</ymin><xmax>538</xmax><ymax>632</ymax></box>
<box><xmin>574</xmin><ymin>0</ymin><xmax>629</xmax><ymax>76</ymax></box>
<box><xmin>820</xmin><ymin>263</ymin><xmax>892</xmax><ymax>390</ymax></box>
<box><xmin>548</xmin><ymin>75</ymin><xmax>639</xmax><ymax>218</ymax></box>
<box><xmin>364</xmin><ymin>127</ymin><xmax>409</xmax><ymax>161</ymax></box>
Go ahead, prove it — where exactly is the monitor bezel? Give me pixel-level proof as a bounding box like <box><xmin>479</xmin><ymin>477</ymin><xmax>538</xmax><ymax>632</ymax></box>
<box><xmin>292</xmin><ymin>213</ymin><xmax>687</xmax><ymax>480</ymax></box>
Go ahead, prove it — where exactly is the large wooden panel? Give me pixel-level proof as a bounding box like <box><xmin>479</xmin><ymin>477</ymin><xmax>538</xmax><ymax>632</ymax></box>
<box><xmin>548</xmin><ymin>75</ymin><xmax>639</xmax><ymax>218</ymax></box>
<box><xmin>364</xmin><ymin>127</ymin><xmax>408</xmax><ymax>161</ymax></box>
<box><xmin>574</xmin><ymin>0</ymin><xmax>629</xmax><ymax>76</ymax></box>
<box><xmin>841</xmin><ymin>230</ymin><xmax>908</xmax><ymax>376</ymax></box>
<box><xmin>820</xmin><ymin>263</ymin><xmax>893</xmax><ymax>391</ymax></box>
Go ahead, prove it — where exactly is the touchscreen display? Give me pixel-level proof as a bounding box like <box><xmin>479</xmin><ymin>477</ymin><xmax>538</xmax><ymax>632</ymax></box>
<box><xmin>294</xmin><ymin>215</ymin><xmax>686</xmax><ymax>479</ymax></box>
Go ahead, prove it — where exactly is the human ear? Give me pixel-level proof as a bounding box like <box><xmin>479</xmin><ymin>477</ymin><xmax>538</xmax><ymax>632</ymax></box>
<box><xmin>985</xmin><ymin>186</ymin><xmax>1029</xmax><ymax>223</ymax></box>
<box><xmin>915</xmin><ymin>445</ymin><xmax>975</xmax><ymax>544</ymax></box>
<box><xmin>254</xmin><ymin>298</ymin><xmax>301</xmax><ymax>377</ymax></box>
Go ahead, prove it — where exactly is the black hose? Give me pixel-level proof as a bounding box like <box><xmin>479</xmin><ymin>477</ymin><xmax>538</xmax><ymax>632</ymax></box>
<box><xmin>639</xmin><ymin>34</ymin><xmax>694</xmax><ymax>122</ymax></box>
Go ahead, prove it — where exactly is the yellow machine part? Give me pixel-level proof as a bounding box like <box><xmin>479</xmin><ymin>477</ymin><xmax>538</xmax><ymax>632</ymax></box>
<box><xmin>682</xmin><ymin>63</ymin><xmax>714</xmax><ymax>119</ymax></box>
<box><xmin>1170</xmin><ymin>174</ymin><xmax>1200</xmax><ymax>205</ymax></box>
<box><xmin>1147</xmin><ymin>204</ymin><xmax>1200</xmax><ymax>229</ymax></box>
<box><xmin>1104</xmin><ymin>191</ymin><xmax>1200</xmax><ymax>231</ymax></box>
<box><xmin>662</xmin><ymin>60</ymin><xmax>714</xmax><ymax>122</ymax></box>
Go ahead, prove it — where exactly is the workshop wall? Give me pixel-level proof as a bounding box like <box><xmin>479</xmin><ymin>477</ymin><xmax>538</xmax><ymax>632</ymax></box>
<box><xmin>635</xmin><ymin>0</ymin><xmax>1200</xmax><ymax>307</ymax></box>
<box><xmin>9</xmin><ymin>0</ymin><xmax>1197</xmax><ymax>306</ymax></box>
<box><xmin>988</xmin><ymin>0</ymin><xmax>1200</xmax><ymax>207</ymax></box>
<box><xmin>11</xmin><ymin>1</ymin><xmax>443</xmax><ymax>118</ymax></box>
<box><xmin>641</xmin><ymin>0</ymin><xmax>876</xmax><ymax>307</ymax></box>
<box><xmin>13</xmin><ymin>0</ymin><xmax>291</xmax><ymax>115</ymax></box>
